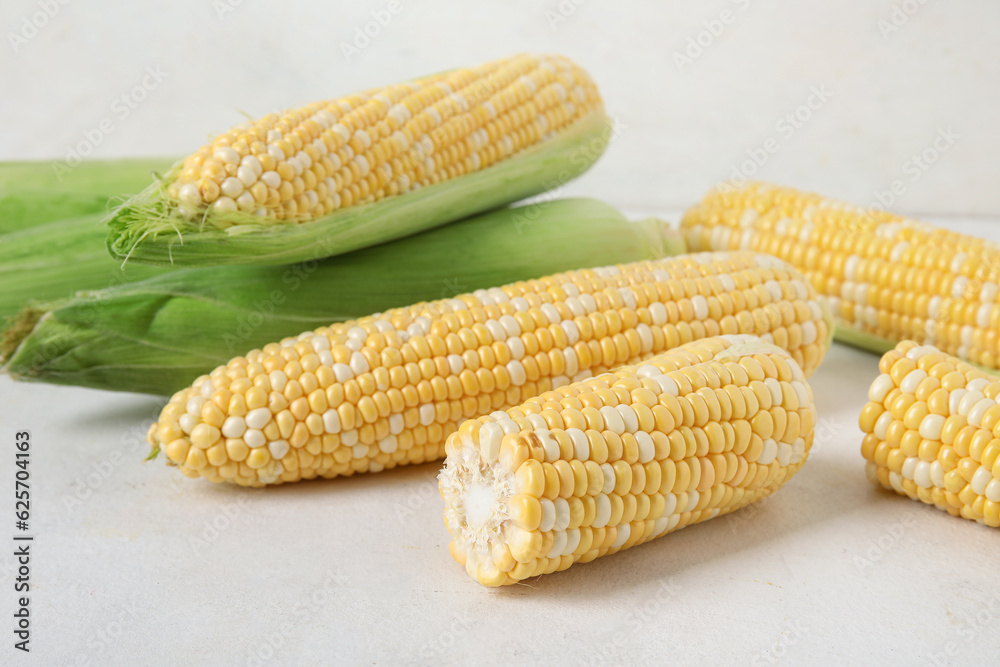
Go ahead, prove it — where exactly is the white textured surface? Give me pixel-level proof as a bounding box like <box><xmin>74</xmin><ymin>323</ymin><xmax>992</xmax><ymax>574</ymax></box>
<box><xmin>1</xmin><ymin>217</ymin><xmax>1000</xmax><ymax>664</ymax></box>
<box><xmin>1</xmin><ymin>0</ymin><xmax>999</xmax><ymax>216</ymax></box>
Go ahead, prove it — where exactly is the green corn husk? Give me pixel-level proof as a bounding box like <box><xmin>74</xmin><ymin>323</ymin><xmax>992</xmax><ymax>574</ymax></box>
<box><xmin>0</xmin><ymin>214</ymin><xmax>170</xmax><ymax>323</ymax></box>
<box><xmin>5</xmin><ymin>198</ymin><xmax>685</xmax><ymax>395</ymax></box>
<box><xmin>106</xmin><ymin>111</ymin><xmax>614</xmax><ymax>268</ymax></box>
<box><xmin>0</xmin><ymin>158</ymin><xmax>174</xmax><ymax>234</ymax></box>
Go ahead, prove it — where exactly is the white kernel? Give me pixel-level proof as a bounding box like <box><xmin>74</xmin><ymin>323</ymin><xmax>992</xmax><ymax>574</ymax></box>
<box><xmin>967</xmin><ymin>378</ymin><xmax>990</xmax><ymax>393</ymax></box>
<box><xmin>930</xmin><ymin>461</ymin><xmax>945</xmax><ymax>488</ymax></box>
<box><xmin>333</xmin><ymin>363</ymin><xmax>353</xmax><ymax>382</ymax></box>
<box><xmin>949</xmin><ymin>389</ymin><xmax>967</xmax><ymax>415</ymax></box>
<box><xmin>901</xmin><ymin>456</ymin><xmax>918</xmax><ymax>480</ymax></box>
<box><xmin>322</xmin><ymin>409</ymin><xmax>341</xmax><ymax>434</ymax></box>
<box><xmin>913</xmin><ymin>460</ymin><xmax>932</xmax><ymax>488</ymax></box>
<box><xmin>477</xmin><ymin>422</ymin><xmax>503</xmax><ymax>463</ymax></box>
<box><xmin>764</xmin><ymin>378</ymin><xmax>783</xmax><ymax>405</ymax></box>
<box><xmin>758</xmin><ymin>439</ymin><xmax>778</xmax><ymax>465</ymax></box>
<box><xmin>179</xmin><ymin>413</ymin><xmax>197</xmax><ymax>434</ymax></box>
<box><xmin>214</xmin><ymin>146</ymin><xmax>240</xmax><ymax>164</ymax></box>
<box><xmin>268</xmin><ymin>440</ymin><xmax>290</xmax><ymax>460</ymax></box>
<box><xmin>653</xmin><ymin>375</ymin><xmax>679</xmax><ymax>396</ymax></box>
<box><xmin>220</xmin><ymin>177</ymin><xmax>244</xmax><ymax>199</ymax></box>
<box><xmin>958</xmin><ymin>391</ymin><xmax>985</xmax><ymax>417</ymax></box>
<box><xmin>537</xmin><ymin>429</ymin><xmax>560</xmax><ymax>461</ymax></box>
<box><xmin>351</xmin><ymin>444</ymin><xmax>368</xmax><ymax>459</ymax></box>
<box><xmin>377</xmin><ymin>435</ymin><xmax>397</xmax><ymax>454</ymax></box>
<box><xmin>599</xmin><ymin>406</ymin><xmax>625</xmax><ymax>434</ymax></box>
<box><xmin>635</xmin><ymin>431</ymin><xmax>655</xmax><ymax>463</ymax></box>
<box><xmin>260</xmin><ymin>170</ymin><xmax>281</xmax><ymax>188</ymax></box>
<box><xmin>244</xmin><ymin>429</ymin><xmax>265</xmax><ymax>448</ymax></box>
<box><xmin>601</xmin><ymin>463</ymin><xmax>616</xmax><ymax>494</ymax></box>
<box><xmin>684</xmin><ymin>490</ymin><xmax>700</xmax><ymax>512</ymax></box>
<box><xmin>579</xmin><ymin>294</ymin><xmax>597</xmax><ymax>313</ymax></box>
<box><xmin>801</xmin><ymin>321</ymin><xmax>818</xmax><ymax>345</ymax></box>
<box><xmin>339</xmin><ymin>429</ymin><xmax>358</xmax><ymax>446</ymax></box>
<box><xmin>349</xmin><ymin>352</ymin><xmax>369</xmax><ymax>375</ymax></box>
<box><xmin>237</xmin><ymin>166</ymin><xmax>257</xmax><ymax>188</ymax></box>
<box><xmin>566</xmin><ymin>428</ymin><xmax>589</xmax><ymax>460</ymax></box>
<box><xmin>178</xmin><ymin>183</ymin><xmax>200</xmax><ymax>204</ymax></box>
<box><xmin>186</xmin><ymin>395</ymin><xmax>206</xmax><ymax>415</ymax></box>
<box><xmin>968</xmin><ymin>398</ymin><xmax>995</xmax><ymax>428</ymax></box>
<box><xmin>419</xmin><ymin>404</ymin><xmax>435</xmax><ymax>426</ymax></box>
<box><xmin>540</xmin><ymin>304</ymin><xmax>560</xmax><ymax>324</ymax></box>
<box><xmin>649</xmin><ymin>302</ymin><xmax>667</xmax><ymax>326</ymax></box>
<box><xmin>986</xmin><ymin>478</ymin><xmax>1000</xmax><ymax>502</ymax></box>
<box><xmin>485</xmin><ymin>319</ymin><xmax>505</xmax><ymax>342</ymax></box>
<box><xmin>221</xmin><ymin>417</ymin><xmax>246</xmax><ymax>439</ymax></box>
<box><xmin>616</xmin><ymin>405</ymin><xmax>639</xmax><ymax>433</ymax></box>
<box><xmin>611</xmin><ymin>523</ymin><xmax>630</xmax><ymax>549</ymax></box>
<box><xmin>507</xmin><ymin>337</ymin><xmax>525</xmax><ymax>361</ymax></box>
<box><xmin>776</xmin><ymin>442</ymin><xmax>793</xmax><ymax>466</ymax></box>
<box><xmin>507</xmin><ymin>360</ymin><xmax>526</xmax><ymax>385</ymax></box>
<box><xmin>900</xmin><ymin>369</ymin><xmax>928</xmax><ymax>395</ymax></box>
<box><xmin>971</xmin><ymin>466</ymin><xmax>993</xmax><ymax>495</ymax></box>
<box><xmin>245</xmin><ymin>407</ymin><xmax>272</xmax><ymax>430</ymax></box>
<box><xmin>267</xmin><ymin>144</ymin><xmax>285</xmax><ymax>161</ymax></box>
<box><xmin>873</xmin><ymin>411</ymin><xmax>893</xmax><ymax>440</ymax></box>
<box><xmin>526</xmin><ymin>414</ymin><xmax>547</xmax><ymax>430</ymax></box>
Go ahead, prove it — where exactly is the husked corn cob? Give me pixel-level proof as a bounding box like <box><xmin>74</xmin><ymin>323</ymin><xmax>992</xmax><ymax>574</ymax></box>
<box><xmin>682</xmin><ymin>182</ymin><xmax>1000</xmax><ymax>370</ymax></box>
<box><xmin>860</xmin><ymin>341</ymin><xmax>1000</xmax><ymax>526</ymax></box>
<box><xmin>147</xmin><ymin>251</ymin><xmax>833</xmax><ymax>487</ymax></box>
<box><xmin>109</xmin><ymin>54</ymin><xmax>610</xmax><ymax>267</ymax></box>
<box><xmin>438</xmin><ymin>334</ymin><xmax>816</xmax><ymax>586</ymax></box>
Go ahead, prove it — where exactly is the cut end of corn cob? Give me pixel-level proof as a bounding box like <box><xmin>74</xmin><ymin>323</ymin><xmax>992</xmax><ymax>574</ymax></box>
<box><xmin>860</xmin><ymin>340</ymin><xmax>1000</xmax><ymax>526</ymax></box>
<box><xmin>438</xmin><ymin>334</ymin><xmax>816</xmax><ymax>587</ymax></box>
<box><xmin>681</xmin><ymin>181</ymin><xmax>1000</xmax><ymax>370</ymax></box>
<box><xmin>146</xmin><ymin>250</ymin><xmax>832</xmax><ymax>487</ymax></box>
<box><xmin>107</xmin><ymin>54</ymin><xmax>610</xmax><ymax>267</ymax></box>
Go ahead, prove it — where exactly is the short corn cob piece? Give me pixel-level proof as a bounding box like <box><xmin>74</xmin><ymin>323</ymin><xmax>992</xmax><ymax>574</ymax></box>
<box><xmin>860</xmin><ymin>340</ymin><xmax>1000</xmax><ymax>526</ymax></box>
<box><xmin>438</xmin><ymin>334</ymin><xmax>815</xmax><ymax>586</ymax></box>
<box><xmin>147</xmin><ymin>251</ymin><xmax>833</xmax><ymax>486</ymax></box>
<box><xmin>109</xmin><ymin>53</ymin><xmax>610</xmax><ymax>267</ymax></box>
<box><xmin>682</xmin><ymin>182</ymin><xmax>1000</xmax><ymax>371</ymax></box>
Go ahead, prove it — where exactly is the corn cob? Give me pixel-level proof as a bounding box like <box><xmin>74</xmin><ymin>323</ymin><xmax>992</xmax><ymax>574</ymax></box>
<box><xmin>438</xmin><ymin>334</ymin><xmax>815</xmax><ymax>586</ymax></box>
<box><xmin>146</xmin><ymin>251</ymin><xmax>833</xmax><ymax>487</ymax></box>
<box><xmin>681</xmin><ymin>182</ymin><xmax>1000</xmax><ymax>371</ymax></box>
<box><xmin>108</xmin><ymin>54</ymin><xmax>610</xmax><ymax>267</ymax></box>
<box><xmin>860</xmin><ymin>340</ymin><xmax>1000</xmax><ymax>526</ymax></box>
<box><xmin>0</xmin><ymin>157</ymin><xmax>173</xmax><ymax>234</ymax></box>
<box><xmin>5</xmin><ymin>199</ymin><xmax>677</xmax><ymax>394</ymax></box>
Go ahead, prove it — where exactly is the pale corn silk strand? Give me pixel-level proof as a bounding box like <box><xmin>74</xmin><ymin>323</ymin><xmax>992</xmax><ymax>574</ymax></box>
<box><xmin>165</xmin><ymin>54</ymin><xmax>602</xmax><ymax>222</ymax></box>
<box><xmin>860</xmin><ymin>341</ymin><xmax>1000</xmax><ymax>526</ymax></box>
<box><xmin>438</xmin><ymin>334</ymin><xmax>816</xmax><ymax>586</ymax></box>
<box><xmin>681</xmin><ymin>181</ymin><xmax>1000</xmax><ymax>370</ymax></box>
<box><xmin>147</xmin><ymin>251</ymin><xmax>833</xmax><ymax>487</ymax></box>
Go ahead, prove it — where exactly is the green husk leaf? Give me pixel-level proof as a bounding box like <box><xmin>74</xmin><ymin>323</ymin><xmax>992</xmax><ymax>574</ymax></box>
<box><xmin>0</xmin><ymin>213</ymin><xmax>170</xmax><ymax>323</ymax></box>
<box><xmin>106</xmin><ymin>111</ymin><xmax>615</xmax><ymax>267</ymax></box>
<box><xmin>0</xmin><ymin>158</ymin><xmax>175</xmax><ymax>234</ymax></box>
<box><xmin>7</xmin><ymin>198</ymin><xmax>680</xmax><ymax>395</ymax></box>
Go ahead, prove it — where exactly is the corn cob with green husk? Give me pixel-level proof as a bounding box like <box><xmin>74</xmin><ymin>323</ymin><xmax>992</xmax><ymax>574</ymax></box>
<box><xmin>145</xmin><ymin>251</ymin><xmax>832</xmax><ymax>487</ymax></box>
<box><xmin>681</xmin><ymin>181</ymin><xmax>1000</xmax><ymax>372</ymax></box>
<box><xmin>4</xmin><ymin>198</ymin><xmax>680</xmax><ymax>395</ymax></box>
<box><xmin>439</xmin><ymin>334</ymin><xmax>816</xmax><ymax>586</ymax></box>
<box><xmin>0</xmin><ymin>157</ymin><xmax>173</xmax><ymax>233</ymax></box>
<box><xmin>860</xmin><ymin>341</ymin><xmax>1000</xmax><ymax>526</ymax></box>
<box><xmin>107</xmin><ymin>53</ymin><xmax>612</xmax><ymax>267</ymax></box>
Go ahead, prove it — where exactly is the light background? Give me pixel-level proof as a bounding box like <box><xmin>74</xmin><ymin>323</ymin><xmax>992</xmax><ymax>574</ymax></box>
<box><xmin>2</xmin><ymin>0</ymin><xmax>998</xmax><ymax>216</ymax></box>
<box><xmin>2</xmin><ymin>2</ymin><xmax>1000</xmax><ymax>665</ymax></box>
